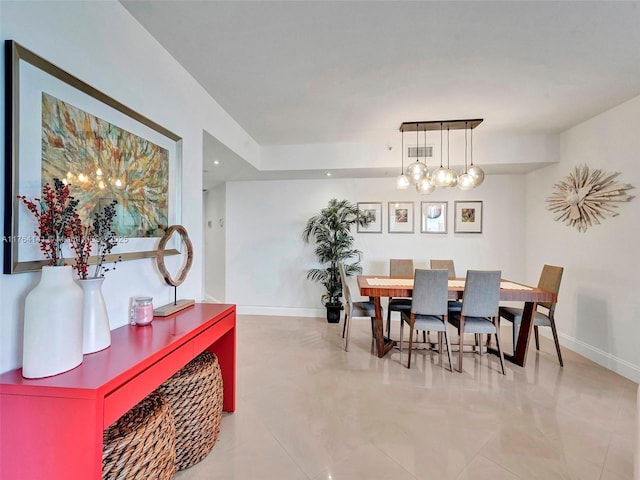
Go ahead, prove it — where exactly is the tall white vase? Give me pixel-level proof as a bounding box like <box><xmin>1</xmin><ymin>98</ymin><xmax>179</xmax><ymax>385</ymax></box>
<box><xmin>22</xmin><ymin>265</ymin><xmax>83</xmax><ymax>378</ymax></box>
<box><xmin>78</xmin><ymin>276</ymin><xmax>111</xmax><ymax>354</ymax></box>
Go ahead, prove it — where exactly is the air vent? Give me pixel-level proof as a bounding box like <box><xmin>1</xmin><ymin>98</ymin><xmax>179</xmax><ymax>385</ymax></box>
<box><xmin>407</xmin><ymin>145</ymin><xmax>433</xmax><ymax>158</ymax></box>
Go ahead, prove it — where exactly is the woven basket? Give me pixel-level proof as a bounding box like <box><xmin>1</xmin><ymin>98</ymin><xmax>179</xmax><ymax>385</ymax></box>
<box><xmin>158</xmin><ymin>350</ymin><xmax>224</xmax><ymax>470</ymax></box>
<box><xmin>103</xmin><ymin>390</ymin><xmax>176</xmax><ymax>480</ymax></box>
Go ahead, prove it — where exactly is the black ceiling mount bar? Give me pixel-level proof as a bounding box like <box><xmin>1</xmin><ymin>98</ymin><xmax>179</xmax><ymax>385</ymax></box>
<box><xmin>399</xmin><ymin>119</ymin><xmax>483</xmax><ymax>132</ymax></box>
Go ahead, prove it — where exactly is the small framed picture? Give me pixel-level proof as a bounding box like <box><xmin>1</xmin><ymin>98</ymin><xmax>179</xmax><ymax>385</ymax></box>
<box><xmin>388</xmin><ymin>201</ymin><xmax>414</xmax><ymax>233</ymax></box>
<box><xmin>357</xmin><ymin>202</ymin><xmax>382</xmax><ymax>233</ymax></box>
<box><xmin>454</xmin><ymin>201</ymin><xmax>483</xmax><ymax>233</ymax></box>
<box><xmin>421</xmin><ymin>201</ymin><xmax>448</xmax><ymax>234</ymax></box>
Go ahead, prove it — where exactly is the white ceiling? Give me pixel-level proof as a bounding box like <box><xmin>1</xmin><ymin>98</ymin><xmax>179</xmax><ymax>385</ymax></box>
<box><xmin>122</xmin><ymin>1</ymin><xmax>640</xmax><ymax>185</ymax></box>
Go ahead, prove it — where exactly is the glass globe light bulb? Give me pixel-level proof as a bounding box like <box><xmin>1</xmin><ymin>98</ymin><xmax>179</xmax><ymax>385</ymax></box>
<box><xmin>431</xmin><ymin>167</ymin><xmax>450</xmax><ymax>188</ymax></box>
<box><xmin>416</xmin><ymin>177</ymin><xmax>435</xmax><ymax>195</ymax></box>
<box><xmin>467</xmin><ymin>165</ymin><xmax>485</xmax><ymax>186</ymax></box>
<box><xmin>443</xmin><ymin>169</ymin><xmax>458</xmax><ymax>188</ymax></box>
<box><xmin>458</xmin><ymin>172</ymin><xmax>475</xmax><ymax>190</ymax></box>
<box><xmin>395</xmin><ymin>174</ymin><xmax>410</xmax><ymax>190</ymax></box>
<box><xmin>405</xmin><ymin>161</ymin><xmax>428</xmax><ymax>184</ymax></box>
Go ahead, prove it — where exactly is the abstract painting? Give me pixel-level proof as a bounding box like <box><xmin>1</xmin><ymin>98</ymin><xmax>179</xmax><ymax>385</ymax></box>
<box><xmin>454</xmin><ymin>201</ymin><xmax>483</xmax><ymax>233</ymax></box>
<box><xmin>357</xmin><ymin>202</ymin><xmax>382</xmax><ymax>233</ymax></box>
<box><xmin>41</xmin><ymin>93</ymin><xmax>169</xmax><ymax>238</ymax></box>
<box><xmin>421</xmin><ymin>201</ymin><xmax>447</xmax><ymax>234</ymax></box>
<box><xmin>4</xmin><ymin>40</ymin><xmax>182</xmax><ymax>273</ymax></box>
<box><xmin>388</xmin><ymin>201</ymin><xmax>414</xmax><ymax>233</ymax></box>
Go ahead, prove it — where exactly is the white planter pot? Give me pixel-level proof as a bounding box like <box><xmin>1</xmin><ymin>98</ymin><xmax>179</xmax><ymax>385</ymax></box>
<box><xmin>78</xmin><ymin>276</ymin><xmax>111</xmax><ymax>354</ymax></box>
<box><xmin>22</xmin><ymin>265</ymin><xmax>83</xmax><ymax>378</ymax></box>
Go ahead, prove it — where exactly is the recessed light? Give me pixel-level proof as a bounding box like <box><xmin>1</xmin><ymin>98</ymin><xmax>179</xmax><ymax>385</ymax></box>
<box><xmin>213</xmin><ymin>160</ymin><xmax>220</xmax><ymax>165</ymax></box>
<box><xmin>326</xmin><ymin>172</ymin><xmax>332</xmax><ymax>177</ymax></box>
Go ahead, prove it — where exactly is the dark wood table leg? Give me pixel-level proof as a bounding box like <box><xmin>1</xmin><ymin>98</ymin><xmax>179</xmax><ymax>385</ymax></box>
<box><xmin>373</xmin><ymin>296</ymin><xmax>394</xmax><ymax>358</ymax></box>
<box><xmin>502</xmin><ymin>301</ymin><xmax>536</xmax><ymax>367</ymax></box>
<box><xmin>487</xmin><ymin>302</ymin><xmax>536</xmax><ymax>367</ymax></box>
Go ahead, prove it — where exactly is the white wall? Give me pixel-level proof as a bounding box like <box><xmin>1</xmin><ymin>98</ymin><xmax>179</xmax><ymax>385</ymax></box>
<box><xmin>525</xmin><ymin>95</ymin><xmax>640</xmax><ymax>382</ymax></box>
<box><xmin>0</xmin><ymin>1</ymin><xmax>258</xmax><ymax>373</ymax></box>
<box><xmin>204</xmin><ymin>184</ymin><xmax>226</xmax><ymax>302</ymax></box>
<box><xmin>225</xmin><ymin>174</ymin><xmax>526</xmax><ymax>316</ymax></box>
<box><xmin>222</xmin><ymin>97</ymin><xmax>640</xmax><ymax>384</ymax></box>
<box><xmin>261</xmin><ymin>132</ymin><xmax>558</xmax><ymax>173</ymax></box>
<box><xmin>3</xmin><ymin>1</ymin><xmax>637</xmax><ymax>385</ymax></box>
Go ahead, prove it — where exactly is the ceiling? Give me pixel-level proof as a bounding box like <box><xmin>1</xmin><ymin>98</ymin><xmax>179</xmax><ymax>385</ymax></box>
<box><xmin>122</xmin><ymin>1</ymin><xmax>640</xmax><ymax>186</ymax></box>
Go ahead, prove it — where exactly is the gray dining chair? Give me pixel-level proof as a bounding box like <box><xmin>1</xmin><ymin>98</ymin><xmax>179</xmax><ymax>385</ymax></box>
<box><xmin>400</xmin><ymin>269</ymin><xmax>453</xmax><ymax>370</ymax></box>
<box><xmin>429</xmin><ymin>259</ymin><xmax>456</xmax><ymax>279</ymax></box>
<box><xmin>449</xmin><ymin>270</ymin><xmax>505</xmax><ymax>374</ymax></box>
<box><xmin>338</xmin><ymin>262</ymin><xmax>379</xmax><ymax>352</ymax></box>
<box><xmin>430</xmin><ymin>259</ymin><xmax>463</xmax><ymax>314</ymax></box>
<box><xmin>386</xmin><ymin>259</ymin><xmax>414</xmax><ymax>338</ymax></box>
<box><xmin>498</xmin><ymin>265</ymin><xmax>564</xmax><ymax>366</ymax></box>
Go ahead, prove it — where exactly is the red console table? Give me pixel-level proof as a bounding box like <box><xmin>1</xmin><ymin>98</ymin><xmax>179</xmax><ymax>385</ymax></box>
<box><xmin>0</xmin><ymin>303</ymin><xmax>236</xmax><ymax>480</ymax></box>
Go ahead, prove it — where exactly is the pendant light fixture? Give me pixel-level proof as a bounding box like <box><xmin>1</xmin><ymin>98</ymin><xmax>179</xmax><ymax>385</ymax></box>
<box><xmin>466</xmin><ymin>126</ymin><xmax>485</xmax><ymax>187</ymax></box>
<box><xmin>396</xmin><ymin>119</ymin><xmax>483</xmax><ymax>191</ymax></box>
<box><xmin>416</xmin><ymin>127</ymin><xmax>435</xmax><ymax>194</ymax></box>
<box><xmin>431</xmin><ymin>123</ymin><xmax>450</xmax><ymax>188</ymax></box>
<box><xmin>458</xmin><ymin>122</ymin><xmax>475</xmax><ymax>191</ymax></box>
<box><xmin>433</xmin><ymin>126</ymin><xmax>458</xmax><ymax>188</ymax></box>
<box><xmin>444</xmin><ymin>126</ymin><xmax>459</xmax><ymax>187</ymax></box>
<box><xmin>405</xmin><ymin>123</ymin><xmax>428</xmax><ymax>184</ymax></box>
<box><xmin>395</xmin><ymin>128</ymin><xmax>410</xmax><ymax>189</ymax></box>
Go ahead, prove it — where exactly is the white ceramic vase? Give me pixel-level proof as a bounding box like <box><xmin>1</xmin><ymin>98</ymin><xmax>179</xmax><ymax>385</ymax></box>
<box><xmin>22</xmin><ymin>265</ymin><xmax>83</xmax><ymax>378</ymax></box>
<box><xmin>78</xmin><ymin>276</ymin><xmax>111</xmax><ymax>354</ymax></box>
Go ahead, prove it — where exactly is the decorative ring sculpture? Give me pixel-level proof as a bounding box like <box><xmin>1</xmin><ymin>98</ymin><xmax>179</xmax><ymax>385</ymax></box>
<box><xmin>156</xmin><ymin>225</ymin><xmax>193</xmax><ymax>287</ymax></box>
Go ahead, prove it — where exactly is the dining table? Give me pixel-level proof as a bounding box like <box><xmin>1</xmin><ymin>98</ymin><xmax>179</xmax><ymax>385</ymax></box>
<box><xmin>357</xmin><ymin>275</ymin><xmax>557</xmax><ymax>367</ymax></box>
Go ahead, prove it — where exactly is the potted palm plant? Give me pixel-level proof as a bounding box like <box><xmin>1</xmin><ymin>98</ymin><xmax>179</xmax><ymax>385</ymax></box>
<box><xmin>302</xmin><ymin>198</ymin><xmax>370</xmax><ymax>323</ymax></box>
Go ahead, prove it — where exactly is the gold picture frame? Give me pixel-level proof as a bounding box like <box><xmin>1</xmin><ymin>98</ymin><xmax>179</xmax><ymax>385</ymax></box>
<box><xmin>3</xmin><ymin>40</ymin><xmax>183</xmax><ymax>273</ymax></box>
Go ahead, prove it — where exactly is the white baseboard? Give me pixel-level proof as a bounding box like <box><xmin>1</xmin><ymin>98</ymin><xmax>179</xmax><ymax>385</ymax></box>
<box><xmin>635</xmin><ymin>384</ymin><xmax>640</xmax><ymax>480</ymax></box>
<box><xmin>554</xmin><ymin>331</ymin><xmax>640</xmax><ymax>383</ymax></box>
<box><xmin>236</xmin><ymin>305</ymin><xmax>325</xmax><ymax>318</ymax></box>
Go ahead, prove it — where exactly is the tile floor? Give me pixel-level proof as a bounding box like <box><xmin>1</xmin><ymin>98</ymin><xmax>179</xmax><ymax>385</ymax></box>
<box><xmin>176</xmin><ymin>315</ymin><xmax>637</xmax><ymax>480</ymax></box>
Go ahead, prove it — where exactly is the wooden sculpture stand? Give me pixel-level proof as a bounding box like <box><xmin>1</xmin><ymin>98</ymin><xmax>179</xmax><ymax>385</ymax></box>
<box><xmin>154</xmin><ymin>294</ymin><xmax>196</xmax><ymax>317</ymax></box>
<box><xmin>155</xmin><ymin>225</ymin><xmax>195</xmax><ymax>316</ymax></box>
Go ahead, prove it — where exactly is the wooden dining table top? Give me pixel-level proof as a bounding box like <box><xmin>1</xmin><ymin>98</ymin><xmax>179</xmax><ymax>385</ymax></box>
<box><xmin>357</xmin><ymin>274</ymin><xmax>556</xmax><ymax>365</ymax></box>
<box><xmin>357</xmin><ymin>275</ymin><xmax>557</xmax><ymax>303</ymax></box>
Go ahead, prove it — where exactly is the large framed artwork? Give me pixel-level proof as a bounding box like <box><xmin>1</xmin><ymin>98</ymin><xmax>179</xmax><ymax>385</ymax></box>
<box><xmin>3</xmin><ymin>40</ymin><xmax>183</xmax><ymax>274</ymax></box>
<box><xmin>454</xmin><ymin>200</ymin><xmax>483</xmax><ymax>233</ymax></box>
<box><xmin>357</xmin><ymin>202</ymin><xmax>382</xmax><ymax>233</ymax></box>
<box><xmin>388</xmin><ymin>201</ymin><xmax>414</xmax><ymax>233</ymax></box>
<box><xmin>420</xmin><ymin>201</ymin><xmax>447</xmax><ymax>234</ymax></box>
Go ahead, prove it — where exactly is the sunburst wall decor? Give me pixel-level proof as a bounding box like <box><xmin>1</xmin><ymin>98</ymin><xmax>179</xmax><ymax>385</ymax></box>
<box><xmin>546</xmin><ymin>165</ymin><xmax>634</xmax><ymax>232</ymax></box>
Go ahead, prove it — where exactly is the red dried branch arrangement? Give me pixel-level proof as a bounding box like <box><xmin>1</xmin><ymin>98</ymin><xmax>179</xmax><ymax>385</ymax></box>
<box><xmin>18</xmin><ymin>178</ymin><xmax>82</xmax><ymax>267</ymax></box>
<box><xmin>19</xmin><ymin>179</ymin><xmax>122</xmax><ymax>277</ymax></box>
